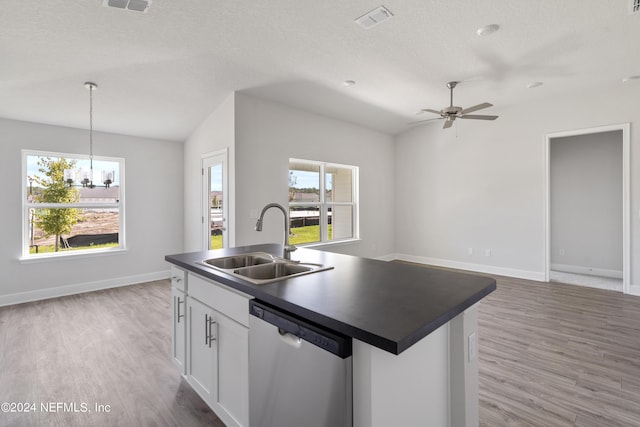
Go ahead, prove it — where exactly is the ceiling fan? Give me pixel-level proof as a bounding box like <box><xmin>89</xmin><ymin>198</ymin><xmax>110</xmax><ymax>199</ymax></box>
<box><xmin>411</xmin><ymin>81</ymin><xmax>498</xmax><ymax>129</ymax></box>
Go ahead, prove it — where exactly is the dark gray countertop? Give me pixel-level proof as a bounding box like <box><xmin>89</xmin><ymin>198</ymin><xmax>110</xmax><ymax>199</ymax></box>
<box><xmin>166</xmin><ymin>244</ymin><xmax>496</xmax><ymax>355</ymax></box>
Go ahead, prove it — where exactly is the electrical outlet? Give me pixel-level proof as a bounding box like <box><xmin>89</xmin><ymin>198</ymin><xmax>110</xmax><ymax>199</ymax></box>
<box><xmin>559</xmin><ymin>248</ymin><xmax>565</xmax><ymax>256</ymax></box>
<box><xmin>468</xmin><ymin>332</ymin><xmax>477</xmax><ymax>362</ymax></box>
<box><xmin>485</xmin><ymin>249</ymin><xmax>491</xmax><ymax>257</ymax></box>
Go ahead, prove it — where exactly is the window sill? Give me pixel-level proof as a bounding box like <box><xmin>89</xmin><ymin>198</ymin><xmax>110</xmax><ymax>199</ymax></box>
<box><xmin>19</xmin><ymin>247</ymin><xmax>128</xmax><ymax>264</ymax></box>
<box><xmin>295</xmin><ymin>238</ymin><xmax>361</xmax><ymax>249</ymax></box>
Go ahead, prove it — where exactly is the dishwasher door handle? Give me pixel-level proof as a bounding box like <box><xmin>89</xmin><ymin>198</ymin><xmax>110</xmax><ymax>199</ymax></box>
<box><xmin>278</xmin><ymin>329</ymin><xmax>302</xmax><ymax>349</ymax></box>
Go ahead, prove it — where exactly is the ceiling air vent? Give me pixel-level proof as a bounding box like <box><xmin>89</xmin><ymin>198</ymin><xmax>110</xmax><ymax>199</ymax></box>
<box><xmin>355</xmin><ymin>6</ymin><xmax>393</xmax><ymax>29</ymax></box>
<box><xmin>630</xmin><ymin>0</ymin><xmax>640</xmax><ymax>14</ymax></box>
<box><xmin>103</xmin><ymin>0</ymin><xmax>152</xmax><ymax>13</ymax></box>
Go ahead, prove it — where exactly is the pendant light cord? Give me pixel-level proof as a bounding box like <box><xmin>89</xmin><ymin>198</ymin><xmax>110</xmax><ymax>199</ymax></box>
<box><xmin>89</xmin><ymin>84</ymin><xmax>94</xmax><ymax>176</ymax></box>
<box><xmin>84</xmin><ymin>81</ymin><xmax>97</xmax><ymax>187</ymax></box>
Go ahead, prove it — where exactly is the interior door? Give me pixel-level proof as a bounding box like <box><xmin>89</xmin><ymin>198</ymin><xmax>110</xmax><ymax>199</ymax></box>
<box><xmin>203</xmin><ymin>152</ymin><xmax>228</xmax><ymax>250</ymax></box>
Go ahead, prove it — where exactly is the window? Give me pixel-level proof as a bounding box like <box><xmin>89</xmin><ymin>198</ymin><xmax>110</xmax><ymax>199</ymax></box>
<box><xmin>22</xmin><ymin>150</ymin><xmax>125</xmax><ymax>258</ymax></box>
<box><xmin>288</xmin><ymin>159</ymin><xmax>358</xmax><ymax>246</ymax></box>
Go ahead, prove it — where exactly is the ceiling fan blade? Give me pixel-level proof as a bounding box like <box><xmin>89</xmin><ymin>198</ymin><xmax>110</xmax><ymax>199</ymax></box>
<box><xmin>421</xmin><ymin>109</ymin><xmax>442</xmax><ymax>115</ymax></box>
<box><xmin>461</xmin><ymin>102</ymin><xmax>493</xmax><ymax>114</ymax></box>
<box><xmin>443</xmin><ymin>119</ymin><xmax>454</xmax><ymax>129</ymax></box>
<box><xmin>408</xmin><ymin>117</ymin><xmax>442</xmax><ymax>125</ymax></box>
<box><xmin>460</xmin><ymin>114</ymin><xmax>498</xmax><ymax>120</ymax></box>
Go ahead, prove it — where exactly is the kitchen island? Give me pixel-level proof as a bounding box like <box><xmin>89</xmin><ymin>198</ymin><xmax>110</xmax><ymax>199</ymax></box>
<box><xmin>166</xmin><ymin>244</ymin><xmax>496</xmax><ymax>427</ymax></box>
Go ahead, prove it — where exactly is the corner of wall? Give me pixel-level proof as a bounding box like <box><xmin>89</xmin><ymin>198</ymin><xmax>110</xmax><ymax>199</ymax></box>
<box><xmin>183</xmin><ymin>92</ymin><xmax>237</xmax><ymax>252</ymax></box>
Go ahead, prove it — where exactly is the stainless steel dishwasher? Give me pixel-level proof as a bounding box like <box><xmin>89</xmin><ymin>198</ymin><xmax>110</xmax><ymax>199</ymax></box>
<box><xmin>249</xmin><ymin>300</ymin><xmax>352</xmax><ymax>427</ymax></box>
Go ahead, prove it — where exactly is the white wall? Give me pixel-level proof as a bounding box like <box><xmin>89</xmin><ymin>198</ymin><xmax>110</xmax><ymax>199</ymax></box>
<box><xmin>550</xmin><ymin>131</ymin><xmax>622</xmax><ymax>275</ymax></box>
<box><xmin>183</xmin><ymin>93</ymin><xmax>235</xmax><ymax>252</ymax></box>
<box><xmin>394</xmin><ymin>82</ymin><xmax>640</xmax><ymax>288</ymax></box>
<box><xmin>0</xmin><ymin>118</ymin><xmax>184</xmax><ymax>305</ymax></box>
<box><xmin>234</xmin><ymin>93</ymin><xmax>396</xmax><ymax>259</ymax></box>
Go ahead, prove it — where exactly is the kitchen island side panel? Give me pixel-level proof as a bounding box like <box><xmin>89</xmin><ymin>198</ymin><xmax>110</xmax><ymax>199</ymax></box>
<box><xmin>352</xmin><ymin>323</ymin><xmax>450</xmax><ymax>427</ymax></box>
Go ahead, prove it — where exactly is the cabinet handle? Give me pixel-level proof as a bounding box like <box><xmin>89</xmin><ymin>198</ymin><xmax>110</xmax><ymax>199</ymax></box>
<box><xmin>172</xmin><ymin>276</ymin><xmax>182</xmax><ymax>283</ymax></box>
<box><xmin>205</xmin><ymin>314</ymin><xmax>217</xmax><ymax>348</ymax></box>
<box><xmin>205</xmin><ymin>314</ymin><xmax>209</xmax><ymax>346</ymax></box>
<box><xmin>176</xmin><ymin>296</ymin><xmax>184</xmax><ymax>323</ymax></box>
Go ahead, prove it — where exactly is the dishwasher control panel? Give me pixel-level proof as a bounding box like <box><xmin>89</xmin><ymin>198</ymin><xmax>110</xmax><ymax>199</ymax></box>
<box><xmin>250</xmin><ymin>300</ymin><xmax>352</xmax><ymax>358</ymax></box>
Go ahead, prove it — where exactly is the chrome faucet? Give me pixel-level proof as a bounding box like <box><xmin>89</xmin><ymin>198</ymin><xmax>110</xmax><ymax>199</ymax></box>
<box><xmin>255</xmin><ymin>203</ymin><xmax>297</xmax><ymax>260</ymax></box>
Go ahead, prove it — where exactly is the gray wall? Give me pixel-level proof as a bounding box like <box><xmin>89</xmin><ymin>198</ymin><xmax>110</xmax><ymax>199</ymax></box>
<box><xmin>182</xmin><ymin>93</ymin><xmax>397</xmax><ymax>259</ymax></box>
<box><xmin>394</xmin><ymin>81</ymin><xmax>640</xmax><ymax>292</ymax></box>
<box><xmin>550</xmin><ymin>131</ymin><xmax>623</xmax><ymax>275</ymax></box>
<box><xmin>233</xmin><ymin>93</ymin><xmax>396</xmax><ymax>259</ymax></box>
<box><xmin>0</xmin><ymin>118</ymin><xmax>184</xmax><ymax>305</ymax></box>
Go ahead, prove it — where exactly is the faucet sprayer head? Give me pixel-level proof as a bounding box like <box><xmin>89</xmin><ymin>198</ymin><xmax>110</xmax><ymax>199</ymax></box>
<box><xmin>255</xmin><ymin>218</ymin><xmax>263</xmax><ymax>232</ymax></box>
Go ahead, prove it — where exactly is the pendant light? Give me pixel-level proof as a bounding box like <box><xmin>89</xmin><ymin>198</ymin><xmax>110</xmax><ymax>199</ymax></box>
<box><xmin>64</xmin><ymin>82</ymin><xmax>115</xmax><ymax>189</ymax></box>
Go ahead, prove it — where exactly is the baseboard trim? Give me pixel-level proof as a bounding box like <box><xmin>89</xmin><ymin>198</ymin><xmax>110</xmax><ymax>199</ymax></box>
<box><xmin>0</xmin><ymin>270</ymin><xmax>170</xmax><ymax>307</ymax></box>
<box><xmin>375</xmin><ymin>253</ymin><xmax>399</xmax><ymax>262</ymax></box>
<box><xmin>550</xmin><ymin>263</ymin><xmax>623</xmax><ymax>279</ymax></box>
<box><xmin>628</xmin><ymin>285</ymin><xmax>640</xmax><ymax>297</ymax></box>
<box><xmin>388</xmin><ymin>253</ymin><xmax>546</xmax><ymax>282</ymax></box>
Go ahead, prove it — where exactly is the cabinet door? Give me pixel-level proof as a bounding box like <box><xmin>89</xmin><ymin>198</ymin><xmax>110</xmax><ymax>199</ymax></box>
<box><xmin>186</xmin><ymin>297</ymin><xmax>217</xmax><ymax>406</ymax></box>
<box><xmin>214</xmin><ymin>312</ymin><xmax>249</xmax><ymax>427</ymax></box>
<box><xmin>171</xmin><ymin>286</ymin><xmax>186</xmax><ymax>373</ymax></box>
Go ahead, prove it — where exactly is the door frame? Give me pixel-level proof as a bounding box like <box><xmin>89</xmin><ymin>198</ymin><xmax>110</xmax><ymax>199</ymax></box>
<box><xmin>202</xmin><ymin>149</ymin><xmax>230</xmax><ymax>251</ymax></box>
<box><xmin>544</xmin><ymin>123</ymin><xmax>630</xmax><ymax>293</ymax></box>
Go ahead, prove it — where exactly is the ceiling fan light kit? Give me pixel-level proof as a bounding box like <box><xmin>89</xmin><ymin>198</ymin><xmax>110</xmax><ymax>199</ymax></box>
<box><xmin>410</xmin><ymin>81</ymin><xmax>499</xmax><ymax>129</ymax></box>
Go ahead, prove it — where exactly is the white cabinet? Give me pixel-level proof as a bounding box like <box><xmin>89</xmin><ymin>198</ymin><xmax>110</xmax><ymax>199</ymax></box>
<box><xmin>215</xmin><ymin>311</ymin><xmax>249</xmax><ymax>426</ymax></box>
<box><xmin>186</xmin><ymin>296</ymin><xmax>217</xmax><ymax>402</ymax></box>
<box><xmin>182</xmin><ymin>273</ymin><xmax>251</xmax><ymax>427</ymax></box>
<box><xmin>171</xmin><ymin>267</ymin><xmax>187</xmax><ymax>373</ymax></box>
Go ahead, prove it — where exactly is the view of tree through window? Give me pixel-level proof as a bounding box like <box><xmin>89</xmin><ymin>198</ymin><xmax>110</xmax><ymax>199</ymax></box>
<box><xmin>288</xmin><ymin>159</ymin><xmax>358</xmax><ymax>245</ymax></box>
<box><xmin>23</xmin><ymin>150</ymin><xmax>124</xmax><ymax>257</ymax></box>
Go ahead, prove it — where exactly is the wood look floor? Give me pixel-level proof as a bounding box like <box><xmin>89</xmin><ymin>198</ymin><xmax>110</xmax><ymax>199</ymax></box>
<box><xmin>0</xmin><ymin>280</ymin><xmax>222</xmax><ymax>427</ymax></box>
<box><xmin>478</xmin><ymin>275</ymin><xmax>640</xmax><ymax>427</ymax></box>
<box><xmin>2</xmin><ymin>274</ymin><xmax>640</xmax><ymax>426</ymax></box>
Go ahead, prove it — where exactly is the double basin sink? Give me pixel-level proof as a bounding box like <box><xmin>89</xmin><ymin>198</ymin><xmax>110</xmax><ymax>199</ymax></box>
<box><xmin>200</xmin><ymin>252</ymin><xmax>333</xmax><ymax>285</ymax></box>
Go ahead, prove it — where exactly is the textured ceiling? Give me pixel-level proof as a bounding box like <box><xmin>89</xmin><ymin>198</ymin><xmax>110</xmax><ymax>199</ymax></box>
<box><xmin>1</xmin><ymin>0</ymin><xmax>638</xmax><ymax>140</ymax></box>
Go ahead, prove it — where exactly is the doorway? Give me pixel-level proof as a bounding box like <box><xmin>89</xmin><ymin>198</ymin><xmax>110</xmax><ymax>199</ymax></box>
<box><xmin>544</xmin><ymin>124</ymin><xmax>630</xmax><ymax>294</ymax></box>
<box><xmin>202</xmin><ymin>150</ymin><xmax>228</xmax><ymax>250</ymax></box>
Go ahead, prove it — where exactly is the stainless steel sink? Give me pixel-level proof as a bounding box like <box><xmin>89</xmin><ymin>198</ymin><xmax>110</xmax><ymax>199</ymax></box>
<box><xmin>199</xmin><ymin>252</ymin><xmax>332</xmax><ymax>285</ymax></box>
<box><xmin>234</xmin><ymin>262</ymin><xmax>313</xmax><ymax>280</ymax></box>
<box><xmin>201</xmin><ymin>252</ymin><xmax>275</xmax><ymax>269</ymax></box>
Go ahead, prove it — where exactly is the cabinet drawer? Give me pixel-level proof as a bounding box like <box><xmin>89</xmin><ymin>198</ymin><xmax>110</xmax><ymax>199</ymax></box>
<box><xmin>188</xmin><ymin>274</ymin><xmax>251</xmax><ymax>327</ymax></box>
<box><xmin>171</xmin><ymin>266</ymin><xmax>186</xmax><ymax>291</ymax></box>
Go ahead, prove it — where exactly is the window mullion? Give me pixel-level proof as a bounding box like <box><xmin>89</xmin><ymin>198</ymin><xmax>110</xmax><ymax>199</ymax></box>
<box><xmin>27</xmin><ymin>202</ymin><xmax>119</xmax><ymax>209</ymax></box>
<box><xmin>319</xmin><ymin>163</ymin><xmax>327</xmax><ymax>242</ymax></box>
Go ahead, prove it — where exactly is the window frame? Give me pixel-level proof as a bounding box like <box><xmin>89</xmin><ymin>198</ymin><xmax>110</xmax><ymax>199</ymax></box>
<box><xmin>21</xmin><ymin>149</ymin><xmax>126</xmax><ymax>260</ymax></box>
<box><xmin>288</xmin><ymin>158</ymin><xmax>359</xmax><ymax>246</ymax></box>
